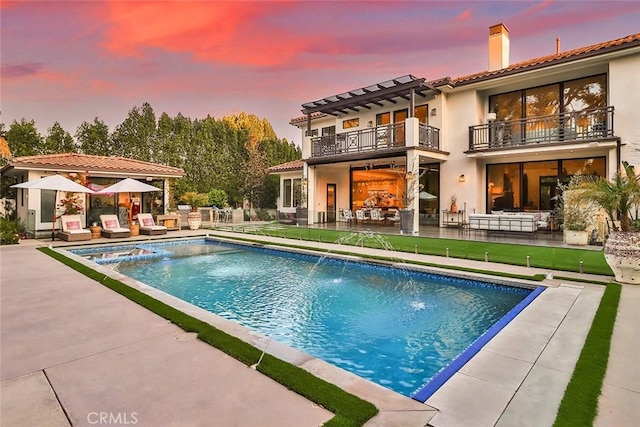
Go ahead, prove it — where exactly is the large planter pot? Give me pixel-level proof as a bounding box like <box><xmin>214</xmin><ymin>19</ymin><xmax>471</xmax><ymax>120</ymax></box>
<box><xmin>399</xmin><ymin>209</ymin><xmax>415</xmax><ymax>234</ymax></box>
<box><xmin>565</xmin><ymin>230</ymin><xmax>589</xmax><ymax>246</ymax></box>
<box><xmin>187</xmin><ymin>211</ymin><xmax>202</xmax><ymax>230</ymax></box>
<box><xmin>604</xmin><ymin>232</ymin><xmax>640</xmax><ymax>284</ymax></box>
<box><xmin>295</xmin><ymin>207</ymin><xmax>308</xmax><ymax>226</ymax></box>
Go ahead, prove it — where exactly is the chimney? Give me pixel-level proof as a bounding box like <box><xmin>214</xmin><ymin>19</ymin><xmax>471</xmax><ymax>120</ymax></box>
<box><xmin>488</xmin><ymin>23</ymin><xmax>510</xmax><ymax>71</ymax></box>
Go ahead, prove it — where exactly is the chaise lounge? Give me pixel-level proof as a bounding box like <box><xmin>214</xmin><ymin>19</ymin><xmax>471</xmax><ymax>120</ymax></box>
<box><xmin>136</xmin><ymin>213</ymin><xmax>167</xmax><ymax>235</ymax></box>
<box><xmin>99</xmin><ymin>214</ymin><xmax>131</xmax><ymax>238</ymax></box>
<box><xmin>57</xmin><ymin>215</ymin><xmax>92</xmax><ymax>241</ymax></box>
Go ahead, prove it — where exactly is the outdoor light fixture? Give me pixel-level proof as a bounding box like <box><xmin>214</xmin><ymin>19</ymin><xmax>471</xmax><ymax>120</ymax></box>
<box><xmin>458</xmin><ymin>174</ymin><xmax>466</xmax><ymax>182</ymax></box>
<box><xmin>487</xmin><ymin>112</ymin><xmax>497</xmax><ymax>122</ymax></box>
<box><xmin>367</xmin><ymin>121</ymin><xmax>374</xmax><ymax>127</ymax></box>
<box><xmin>430</xmin><ymin>108</ymin><xmax>437</xmax><ymax>117</ymax></box>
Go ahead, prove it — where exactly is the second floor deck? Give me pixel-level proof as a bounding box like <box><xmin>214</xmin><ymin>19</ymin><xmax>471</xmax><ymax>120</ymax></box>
<box><xmin>311</xmin><ymin>122</ymin><xmax>440</xmax><ymax>158</ymax></box>
<box><xmin>468</xmin><ymin>106</ymin><xmax>615</xmax><ymax>152</ymax></box>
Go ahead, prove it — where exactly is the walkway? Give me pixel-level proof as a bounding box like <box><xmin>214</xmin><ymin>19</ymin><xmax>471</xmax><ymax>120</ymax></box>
<box><xmin>1</xmin><ymin>229</ymin><xmax>638</xmax><ymax>426</ymax></box>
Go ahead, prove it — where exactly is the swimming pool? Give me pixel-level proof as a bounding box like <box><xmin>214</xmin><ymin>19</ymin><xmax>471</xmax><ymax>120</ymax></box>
<box><xmin>71</xmin><ymin>238</ymin><xmax>540</xmax><ymax>399</ymax></box>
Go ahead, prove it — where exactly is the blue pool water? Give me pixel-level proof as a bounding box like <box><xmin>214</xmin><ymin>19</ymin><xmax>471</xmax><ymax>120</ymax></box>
<box><xmin>72</xmin><ymin>239</ymin><xmax>535</xmax><ymax>398</ymax></box>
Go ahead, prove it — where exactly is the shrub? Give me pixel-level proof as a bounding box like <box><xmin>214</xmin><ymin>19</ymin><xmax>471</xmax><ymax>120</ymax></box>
<box><xmin>208</xmin><ymin>189</ymin><xmax>229</xmax><ymax>208</ymax></box>
<box><xmin>0</xmin><ymin>215</ymin><xmax>24</xmax><ymax>245</ymax></box>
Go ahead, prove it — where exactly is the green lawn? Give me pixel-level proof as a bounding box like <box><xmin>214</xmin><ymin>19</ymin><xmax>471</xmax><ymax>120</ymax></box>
<box><xmin>553</xmin><ymin>283</ymin><xmax>621</xmax><ymax>426</ymax></box>
<box><xmin>221</xmin><ymin>225</ymin><xmax>613</xmax><ymax>276</ymax></box>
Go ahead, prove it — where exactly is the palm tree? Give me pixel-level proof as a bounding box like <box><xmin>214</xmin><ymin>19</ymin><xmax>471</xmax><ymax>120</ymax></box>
<box><xmin>580</xmin><ymin>162</ymin><xmax>640</xmax><ymax>232</ymax></box>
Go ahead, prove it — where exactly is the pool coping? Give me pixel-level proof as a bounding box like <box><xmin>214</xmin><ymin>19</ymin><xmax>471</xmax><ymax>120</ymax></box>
<box><xmin>56</xmin><ymin>235</ymin><xmax>602</xmax><ymax>426</ymax></box>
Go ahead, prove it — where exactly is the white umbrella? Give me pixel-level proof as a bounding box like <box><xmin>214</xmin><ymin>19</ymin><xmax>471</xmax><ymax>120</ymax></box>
<box><xmin>11</xmin><ymin>174</ymin><xmax>94</xmax><ymax>240</ymax></box>
<box><xmin>96</xmin><ymin>178</ymin><xmax>161</xmax><ymax>224</ymax></box>
<box><xmin>96</xmin><ymin>178</ymin><xmax>160</xmax><ymax>194</ymax></box>
<box><xmin>419</xmin><ymin>191</ymin><xmax>437</xmax><ymax>200</ymax></box>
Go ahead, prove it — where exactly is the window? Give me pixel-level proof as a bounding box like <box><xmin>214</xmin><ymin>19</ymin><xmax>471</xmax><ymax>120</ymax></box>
<box><xmin>283</xmin><ymin>178</ymin><xmax>302</xmax><ymax>208</ymax></box>
<box><xmin>321</xmin><ymin>126</ymin><xmax>335</xmax><ymax>136</ymax></box>
<box><xmin>41</xmin><ymin>190</ymin><xmax>56</xmax><ymax>224</ymax></box>
<box><xmin>283</xmin><ymin>179</ymin><xmax>292</xmax><ymax>207</ymax></box>
<box><xmin>293</xmin><ymin>178</ymin><xmax>302</xmax><ymax>207</ymax></box>
<box><xmin>489</xmin><ymin>74</ymin><xmax>606</xmax><ymax>120</ymax></box>
<box><xmin>376</xmin><ymin>112</ymin><xmax>390</xmax><ymax>126</ymax></box>
<box><xmin>486</xmin><ymin>157</ymin><xmax>605</xmax><ymax>212</ymax></box>
<box><xmin>343</xmin><ymin>118</ymin><xmax>359</xmax><ymax>129</ymax></box>
<box><xmin>563</xmin><ymin>75</ymin><xmax>606</xmax><ymax>112</ymax></box>
<box><xmin>305</xmin><ymin>129</ymin><xmax>318</xmax><ymax>137</ymax></box>
<box><xmin>414</xmin><ymin>105</ymin><xmax>428</xmax><ymax>124</ymax></box>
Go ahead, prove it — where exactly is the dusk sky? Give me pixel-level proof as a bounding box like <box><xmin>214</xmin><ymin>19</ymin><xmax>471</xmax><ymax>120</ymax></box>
<box><xmin>2</xmin><ymin>1</ymin><xmax>640</xmax><ymax>146</ymax></box>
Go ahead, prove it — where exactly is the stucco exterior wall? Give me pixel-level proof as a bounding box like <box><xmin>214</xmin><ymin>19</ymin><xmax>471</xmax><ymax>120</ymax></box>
<box><xmin>610</xmin><ymin>53</ymin><xmax>640</xmax><ymax>168</ymax></box>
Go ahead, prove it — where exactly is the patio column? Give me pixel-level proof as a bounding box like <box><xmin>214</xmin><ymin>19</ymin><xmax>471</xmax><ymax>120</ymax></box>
<box><xmin>406</xmin><ymin>149</ymin><xmax>420</xmax><ymax>234</ymax></box>
<box><xmin>306</xmin><ymin>163</ymin><xmax>316</xmax><ymax>225</ymax></box>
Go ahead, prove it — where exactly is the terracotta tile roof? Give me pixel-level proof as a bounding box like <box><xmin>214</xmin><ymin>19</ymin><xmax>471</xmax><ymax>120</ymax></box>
<box><xmin>289</xmin><ymin>112</ymin><xmax>327</xmax><ymax>126</ymax></box>
<box><xmin>449</xmin><ymin>32</ymin><xmax>640</xmax><ymax>86</ymax></box>
<box><xmin>268</xmin><ymin>159</ymin><xmax>304</xmax><ymax>173</ymax></box>
<box><xmin>2</xmin><ymin>153</ymin><xmax>184</xmax><ymax>177</ymax></box>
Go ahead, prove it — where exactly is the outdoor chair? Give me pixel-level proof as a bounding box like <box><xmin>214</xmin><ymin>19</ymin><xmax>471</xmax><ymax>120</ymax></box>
<box><xmin>99</xmin><ymin>214</ymin><xmax>131</xmax><ymax>238</ymax></box>
<box><xmin>355</xmin><ymin>209</ymin><xmax>367</xmax><ymax>224</ymax></box>
<box><xmin>386</xmin><ymin>209</ymin><xmax>400</xmax><ymax>225</ymax></box>
<box><xmin>369</xmin><ymin>209</ymin><xmax>385</xmax><ymax>224</ymax></box>
<box><xmin>56</xmin><ymin>215</ymin><xmax>91</xmax><ymax>241</ymax></box>
<box><xmin>136</xmin><ymin>213</ymin><xmax>167</xmax><ymax>235</ymax></box>
<box><xmin>342</xmin><ymin>209</ymin><xmax>354</xmax><ymax>224</ymax></box>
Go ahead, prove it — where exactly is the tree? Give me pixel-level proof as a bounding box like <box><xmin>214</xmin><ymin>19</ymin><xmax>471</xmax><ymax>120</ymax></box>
<box><xmin>111</xmin><ymin>102</ymin><xmax>157</xmax><ymax>160</ymax></box>
<box><xmin>76</xmin><ymin>118</ymin><xmax>111</xmax><ymax>156</ymax></box>
<box><xmin>5</xmin><ymin>119</ymin><xmax>43</xmax><ymax>157</ymax></box>
<box><xmin>45</xmin><ymin>122</ymin><xmax>77</xmax><ymax>154</ymax></box>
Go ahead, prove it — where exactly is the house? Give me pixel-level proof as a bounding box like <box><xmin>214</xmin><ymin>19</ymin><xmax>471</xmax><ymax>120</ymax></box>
<box><xmin>272</xmin><ymin>24</ymin><xmax>640</xmax><ymax>233</ymax></box>
<box><xmin>1</xmin><ymin>153</ymin><xmax>184</xmax><ymax>238</ymax></box>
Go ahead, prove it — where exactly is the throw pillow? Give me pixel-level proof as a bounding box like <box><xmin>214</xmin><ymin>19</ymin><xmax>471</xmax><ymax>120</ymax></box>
<box><xmin>66</xmin><ymin>221</ymin><xmax>81</xmax><ymax>230</ymax></box>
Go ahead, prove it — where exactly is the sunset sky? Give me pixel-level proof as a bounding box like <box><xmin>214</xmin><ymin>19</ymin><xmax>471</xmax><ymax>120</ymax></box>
<box><xmin>2</xmin><ymin>1</ymin><xmax>639</xmax><ymax>145</ymax></box>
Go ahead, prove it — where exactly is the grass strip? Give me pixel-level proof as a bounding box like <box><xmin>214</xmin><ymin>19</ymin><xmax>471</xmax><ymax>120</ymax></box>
<box><xmin>218</xmin><ymin>226</ymin><xmax>613</xmax><ymax>276</ymax></box>
<box><xmin>39</xmin><ymin>247</ymin><xmax>378</xmax><ymax>426</ymax></box>
<box><xmin>552</xmin><ymin>283</ymin><xmax>621</xmax><ymax>427</ymax></box>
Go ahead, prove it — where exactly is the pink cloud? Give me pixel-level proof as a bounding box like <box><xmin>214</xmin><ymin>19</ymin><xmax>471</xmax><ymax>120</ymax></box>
<box><xmin>457</xmin><ymin>9</ymin><xmax>472</xmax><ymax>21</ymax></box>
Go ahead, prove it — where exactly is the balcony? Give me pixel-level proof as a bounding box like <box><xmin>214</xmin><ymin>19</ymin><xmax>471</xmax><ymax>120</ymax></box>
<box><xmin>468</xmin><ymin>106</ymin><xmax>614</xmax><ymax>152</ymax></box>
<box><xmin>311</xmin><ymin>122</ymin><xmax>440</xmax><ymax>158</ymax></box>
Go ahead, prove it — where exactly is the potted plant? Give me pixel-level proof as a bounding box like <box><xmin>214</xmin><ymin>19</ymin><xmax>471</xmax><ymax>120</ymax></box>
<box><xmin>180</xmin><ymin>191</ymin><xmax>209</xmax><ymax>230</ymax></box>
<box><xmin>557</xmin><ymin>174</ymin><xmax>598</xmax><ymax>246</ymax></box>
<box><xmin>577</xmin><ymin>162</ymin><xmax>640</xmax><ymax>283</ymax></box>
<box><xmin>450</xmin><ymin>194</ymin><xmax>458</xmax><ymax>213</ymax></box>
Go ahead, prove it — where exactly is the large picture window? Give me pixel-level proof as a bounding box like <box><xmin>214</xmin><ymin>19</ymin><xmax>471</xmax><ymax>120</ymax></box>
<box><xmin>486</xmin><ymin>157</ymin><xmax>605</xmax><ymax>212</ymax></box>
<box><xmin>489</xmin><ymin>74</ymin><xmax>606</xmax><ymax>120</ymax></box>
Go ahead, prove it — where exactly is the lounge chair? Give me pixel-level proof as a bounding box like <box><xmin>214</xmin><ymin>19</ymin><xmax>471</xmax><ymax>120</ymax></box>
<box><xmin>136</xmin><ymin>213</ymin><xmax>167</xmax><ymax>235</ymax></box>
<box><xmin>57</xmin><ymin>215</ymin><xmax>91</xmax><ymax>241</ymax></box>
<box><xmin>99</xmin><ymin>214</ymin><xmax>131</xmax><ymax>238</ymax></box>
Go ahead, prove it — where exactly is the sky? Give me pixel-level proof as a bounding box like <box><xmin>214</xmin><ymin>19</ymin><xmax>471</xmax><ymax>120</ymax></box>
<box><xmin>2</xmin><ymin>1</ymin><xmax>640</xmax><ymax>146</ymax></box>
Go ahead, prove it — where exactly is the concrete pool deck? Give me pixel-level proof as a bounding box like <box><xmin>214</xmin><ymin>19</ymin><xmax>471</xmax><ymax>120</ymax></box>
<box><xmin>1</xmin><ymin>231</ymin><xmax>638</xmax><ymax>426</ymax></box>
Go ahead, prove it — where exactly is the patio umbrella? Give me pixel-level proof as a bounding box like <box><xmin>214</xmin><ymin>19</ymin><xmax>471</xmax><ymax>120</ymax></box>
<box><xmin>419</xmin><ymin>191</ymin><xmax>437</xmax><ymax>200</ymax></box>
<box><xmin>11</xmin><ymin>174</ymin><xmax>95</xmax><ymax>241</ymax></box>
<box><xmin>96</xmin><ymin>178</ymin><xmax>161</xmax><ymax>223</ymax></box>
<box><xmin>95</xmin><ymin>178</ymin><xmax>160</xmax><ymax>194</ymax></box>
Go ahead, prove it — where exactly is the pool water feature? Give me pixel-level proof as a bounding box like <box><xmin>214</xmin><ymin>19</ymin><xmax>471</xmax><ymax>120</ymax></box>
<box><xmin>71</xmin><ymin>239</ymin><xmax>539</xmax><ymax>399</ymax></box>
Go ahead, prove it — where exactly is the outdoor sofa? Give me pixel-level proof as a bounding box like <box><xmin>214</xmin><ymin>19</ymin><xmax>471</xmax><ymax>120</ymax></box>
<box><xmin>136</xmin><ymin>213</ymin><xmax>167</xmax><ymax>235</ymax></box>
<box><xmin>99</xmin><ymin>214</ymin><xmax>131</xmax><ymax>238</ymax></box>
<box><xmin>56</xmin><ymin>215</ymin><xmax>92</xmax><ymax>241</ymax></box>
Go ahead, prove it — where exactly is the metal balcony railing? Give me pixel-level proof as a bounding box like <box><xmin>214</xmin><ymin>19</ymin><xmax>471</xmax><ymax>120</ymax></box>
<box><xmin>311</xmin><ymin>122</ymin><xmax>440</xmax><ymax>157</ymax></box>
<box><xmin>468</xmin><ymin>106</ymin><xmax>614</xmax><ymax>152</ymax></box>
